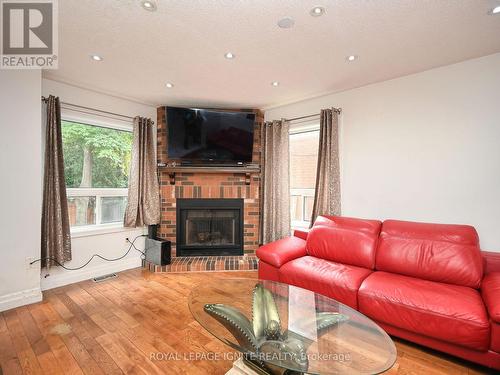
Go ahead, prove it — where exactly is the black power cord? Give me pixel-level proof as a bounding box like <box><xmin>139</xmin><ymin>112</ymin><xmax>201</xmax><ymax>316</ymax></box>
<box><xmin>127</xmin><ymin>238</ymin><xmax>158</xmax><ymax>261</ymax></box>
<box><xmin>30</xmin><ymin>234</ymin><xmax>148</xmax><ymax>271</ymax></box>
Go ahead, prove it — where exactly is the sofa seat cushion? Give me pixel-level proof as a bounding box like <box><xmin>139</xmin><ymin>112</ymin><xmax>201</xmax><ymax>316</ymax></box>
<box><xmin>256</xmin><ymin>236</ymin><xmax>307</xmax><ymax>268</ymax></box>
<box><xmin>358</xmin><ymin>272</ymin><xmax>490</xmax><ymax>351</ymax></box>
<box><xmin>279</xmin><ymin>256</ymin><xmax>372</xmax><ymax>309</ymax></box>
<box><xmin>490</xmin><ymin>321</ymin><xmax>500</xmax><ymax>353</ymax></box>
<box><xmin>481</xmin><ymin>272</ymin><xmax>500</xmax><ymax>323</ymax></box>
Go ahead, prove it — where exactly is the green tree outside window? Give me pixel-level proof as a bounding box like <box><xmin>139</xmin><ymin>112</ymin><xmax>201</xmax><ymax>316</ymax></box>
<box><xmin>62</xmin><ymin>121</ymin><xmax>133</xmax><ymax>188</ymax></box>
<box><xmin>61</xmin><ymin>121</ymin><xmax>133</xmax><ymax>226</ymax></box>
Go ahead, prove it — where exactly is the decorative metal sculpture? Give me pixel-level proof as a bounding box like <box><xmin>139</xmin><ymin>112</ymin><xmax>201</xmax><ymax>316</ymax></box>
<box><xmin>204</xmin><ymin>283</ymin><xmax>349</xmax><ymax>374</ymax></box>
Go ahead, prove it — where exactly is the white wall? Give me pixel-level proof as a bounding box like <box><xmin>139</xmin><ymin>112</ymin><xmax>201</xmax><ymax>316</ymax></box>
<box><xmin>266</xmin><ymin>53</ymin><xmax>500</xmax><ymax>251</ymax></box>
<box><xmin>40</xmin><ymin>79</ymin><xmax>157</xmax><ymax>290</ymax></box>
<box><xmin>0</xmin><ymin>70</ymin><xmax>43</xmax><ymax>310</ymax></box>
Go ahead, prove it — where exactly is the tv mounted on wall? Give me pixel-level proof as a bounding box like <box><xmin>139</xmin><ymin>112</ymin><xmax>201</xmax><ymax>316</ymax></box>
<box><xmin>166</xmin><ymin>106</ymin><xmax>255</xmax><ymax>165</ymax></box>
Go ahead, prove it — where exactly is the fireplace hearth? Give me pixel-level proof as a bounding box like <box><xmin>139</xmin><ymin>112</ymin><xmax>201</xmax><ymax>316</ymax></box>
<box><xmin>176</xmin><ymin>199</ymin><xmax>244</xmax><ymax>256</ymax></box>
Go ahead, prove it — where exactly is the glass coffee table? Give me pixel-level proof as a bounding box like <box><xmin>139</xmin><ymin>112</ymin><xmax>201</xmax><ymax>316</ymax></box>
<box><xmin>189</xmin><ymin>278</ymin><xmax>397</xmax><ymax>375</ymax></box>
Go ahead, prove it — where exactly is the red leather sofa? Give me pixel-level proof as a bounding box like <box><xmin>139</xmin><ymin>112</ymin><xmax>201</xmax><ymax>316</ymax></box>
<box><xmin>256</xmin><ymin>216</ymin><xmax>500</xmax><ymax>370</ymax></box>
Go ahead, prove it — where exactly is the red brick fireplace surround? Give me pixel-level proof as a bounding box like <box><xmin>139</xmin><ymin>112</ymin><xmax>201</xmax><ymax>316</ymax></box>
<box><xmin>155</xmin><ymin>107</ymin><xmax>264</xmax><ymax>261</ymax></box>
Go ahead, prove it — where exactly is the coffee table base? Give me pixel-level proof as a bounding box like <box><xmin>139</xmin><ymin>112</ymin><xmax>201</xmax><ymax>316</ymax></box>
<box><xmin>226</xmin><ymin>358</ymin><xmax>259</xmax><ymax>375</ymax></box>
<box><xmin>226</xmin><ymin>358</ymin><xmax>306</xmax><ymax>375</ymax></box>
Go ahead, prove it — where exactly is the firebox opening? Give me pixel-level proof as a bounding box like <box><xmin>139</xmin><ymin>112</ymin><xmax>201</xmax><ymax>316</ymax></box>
<box><xmin>176</xmin><ymin>199</ymin><xmax>244</xmax><ymax>256</ymax></box>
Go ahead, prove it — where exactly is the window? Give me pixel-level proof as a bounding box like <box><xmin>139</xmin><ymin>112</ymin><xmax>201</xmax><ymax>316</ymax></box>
<box><xmin>62</xmin><ymin>120</ymin><xmax>133</xmax><ymax>232</ymax></box>
<box><xmin>289</xmin><ymin>128</ymin><xmax>320</xmax><ymax>229</ymax></box>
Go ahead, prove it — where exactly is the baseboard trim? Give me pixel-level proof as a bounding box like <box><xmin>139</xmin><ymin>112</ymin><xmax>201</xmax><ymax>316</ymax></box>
<box><xmin>0</xmin><ymin>287</ymin><xmax>43</xmax><ymax>312</ymax></box>
<box><xmin>41</xmin><ymin>256</ymin><xmax>142</xmax><ymax>291</ymax></box>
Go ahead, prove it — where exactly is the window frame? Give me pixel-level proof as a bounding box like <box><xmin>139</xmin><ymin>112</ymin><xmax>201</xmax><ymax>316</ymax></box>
<box><xmin>289</xmin><ymin>123</ymin><xmax>320</xmax><ymax>230</ymax></box>
<box><xmin>61</xmin><ymin>110</ymin><xmax>133</xmax><ymax>237</ymax></box>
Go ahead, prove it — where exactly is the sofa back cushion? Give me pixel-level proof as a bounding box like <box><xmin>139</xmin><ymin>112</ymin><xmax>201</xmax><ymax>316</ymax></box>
<box><xmin>313</xmin><ymin>215</ymin><xmax>382</xmax><ymax>235</ymax></box>
<box><xmin>306</xmin><ymin>216</ymin><xmax>382</xmax><ymax>269</ymax></box>
<box><xmin>376</xmin><ymin>220</ymin><xmax>483</xmax><ymax>288</ymax></box>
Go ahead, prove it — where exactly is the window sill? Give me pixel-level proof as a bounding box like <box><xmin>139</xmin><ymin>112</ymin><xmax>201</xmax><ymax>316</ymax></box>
<box><xmin>70</xmin><ymin>224</ymin><xmax>143</xmax><ymax>238</ymax></box>
<box><xmin>291</xmin><ymin>221</ymin><xmax>311</xmax><ymax>231</ymax></box>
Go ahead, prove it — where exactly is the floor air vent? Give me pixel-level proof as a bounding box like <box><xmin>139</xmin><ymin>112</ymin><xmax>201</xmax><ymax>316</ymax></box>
<box><xmin>92</xmin><ymin>273</ymin><xmax>117</xmax><ymax>283</ymax></box>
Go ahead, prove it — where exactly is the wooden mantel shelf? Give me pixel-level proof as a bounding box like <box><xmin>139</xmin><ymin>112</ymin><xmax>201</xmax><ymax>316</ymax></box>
<box><xmin>158</xmin><ymin>164</ymin><xmax>260</xmax><ymax>185</ymax></box>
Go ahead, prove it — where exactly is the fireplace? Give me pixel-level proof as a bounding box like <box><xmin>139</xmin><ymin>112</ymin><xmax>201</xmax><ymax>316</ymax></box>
<box><xmin>176</xmin><ymin>199</ymin><xmax>244</xmax><ymax>256</ymax></box>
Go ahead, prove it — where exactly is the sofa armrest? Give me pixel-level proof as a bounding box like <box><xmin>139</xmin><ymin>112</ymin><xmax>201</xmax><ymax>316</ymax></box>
<box><xmin>481</xmin><ymin>272</ymin><xmax>500</xmax><ymax>323</ymax></box>
<box><xmin>482</xmin><ymin>251</ymin><xmax>500</xmax><ymax>274</ymax></box>
<box><xmin>293</xmin><ymin>229</ymin><xmax>309</xmax><ymax>241</ymax></box>
<box><xmin>256</xmin><ymin>236</ymin><xmax>307</xmax><ymax>268</ymax></box>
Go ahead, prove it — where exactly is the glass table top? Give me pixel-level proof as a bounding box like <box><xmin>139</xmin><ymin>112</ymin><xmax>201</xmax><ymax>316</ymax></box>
<box><xmin>189</xmin><ymin>278</ymin><xmax>397</xmax><ymax>375</ymax></box>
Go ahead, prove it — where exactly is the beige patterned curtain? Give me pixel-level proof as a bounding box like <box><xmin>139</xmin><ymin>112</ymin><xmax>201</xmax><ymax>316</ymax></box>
<box><xmin>41</xmin><ymin>95</ymin><xmax>72</xmax><ymax>268</ymax></box>
<box><xmin>261</xmin><ymin>119</ymin><xmax>291</xmax><ymax>243</ymax></box>
<box><xmin>311</xmin><ymin>108</ymin><xmax>341</xmax><ymax>224</ymax></box>
<box><xmin>124</xmin><ymin>116</ymin><xmax>161</xmax><ymax>227</ymax></box>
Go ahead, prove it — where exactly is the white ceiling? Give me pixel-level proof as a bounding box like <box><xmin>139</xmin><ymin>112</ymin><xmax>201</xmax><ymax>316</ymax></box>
<box><xmin>44</xmin><ymin>0</ymin><xmax>500</xmax><ymax>109</ymax></box>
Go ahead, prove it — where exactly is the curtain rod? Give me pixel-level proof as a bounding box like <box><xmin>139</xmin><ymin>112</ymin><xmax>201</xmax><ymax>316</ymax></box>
<box><xmin>41</xmin><ymin>96</ymin><xmax>155</xmax><ymax>124</ymax></box>
<box><xmin>286</xmin><ymin>107</ymin><xmax>342</xmax><ymax>122</ymax></box>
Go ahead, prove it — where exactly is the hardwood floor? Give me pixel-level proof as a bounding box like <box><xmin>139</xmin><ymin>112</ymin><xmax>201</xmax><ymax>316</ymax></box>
<box><xmin>0</xmin><ymin>269</ymin><xmax>495</xmax><ymax>374</ymax></box>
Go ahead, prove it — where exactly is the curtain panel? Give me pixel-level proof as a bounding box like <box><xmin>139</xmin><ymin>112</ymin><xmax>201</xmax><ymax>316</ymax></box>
<box><xmin>311</xmin><ymin>108</ymin><xmax>341</xmax><ymax>224</ymax></box>
<box><xmin>124</xmin><ymin>116</ymin><xmax>161</xmax><ymax>227</ymax></box>
<box><xmin>260</xmin><ymin>119</ymin><xmax>291</xmax><ymax>243</ymax></box>
<box><xmin>41</xmin><ymin>95</ymin><xmax>72</xmax><ymax>268</ymax></box>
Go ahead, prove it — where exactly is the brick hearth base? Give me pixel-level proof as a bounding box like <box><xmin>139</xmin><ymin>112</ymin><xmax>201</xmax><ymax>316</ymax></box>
<box><xmin>142</xmin><ymin>255</ymin><xmax>258</xmax><ymax>273</ymax></box>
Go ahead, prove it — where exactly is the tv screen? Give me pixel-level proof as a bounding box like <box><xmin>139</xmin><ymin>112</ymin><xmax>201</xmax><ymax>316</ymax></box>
<box><xmin>166</xmin><ymin>106</ymin><xmax>255</xmax><ymax>163</ymax></box>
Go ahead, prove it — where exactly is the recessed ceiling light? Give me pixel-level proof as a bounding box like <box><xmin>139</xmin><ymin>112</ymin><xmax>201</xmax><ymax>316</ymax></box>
<box><xmin>90</xmin><ymin>55</ymin><xmax>103</xmax><ymax>61</ymax></box>
<box><xmin>277</xmin><ymin>17</ymin><xmax>295</xmax><ymax>29</ymax></box>
<box><xmin>346</xmin><ymin>55</ymin><xmax>358</xmax><ymax>62</ymax></box>
<box><xmin>166</xmin><ymin>82</ymin><xmax>174</xmax><ymax>88</ymax></box>
<box><xmin>310</xmin><ymin>6</ymin><xmax>325</xmax><ymax>17</ymax></box>
<box><xmin>141</xmin><ymin>0</ymin><xmax>157</xmax><ymax>11</ymax></box>
<box><xmin>489</xmin><ymin>6</ymin><xmax>500</xmax><ymax>14</ymax></box>
<box><xmin>224</xmin><ymin>52</ymin><xmax>235</xmax><ymax>59</ymax></box>
<box><xmin>271</xmin><ymin>81</ymin><xmax>280</xmax><ymax>87</ymax></box>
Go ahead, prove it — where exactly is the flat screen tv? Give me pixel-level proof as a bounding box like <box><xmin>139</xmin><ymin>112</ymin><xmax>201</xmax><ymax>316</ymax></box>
<box><xmin>166</xmin><ymin>106</ymin><xmax>255</xmax><ymax>164</ymax></box>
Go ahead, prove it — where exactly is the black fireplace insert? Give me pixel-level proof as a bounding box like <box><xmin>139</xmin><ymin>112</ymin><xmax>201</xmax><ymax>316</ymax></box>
<box><xmin>176</xmin><ymin>198</ymin><xmax>244</xmax><ymax>256</ymax></box>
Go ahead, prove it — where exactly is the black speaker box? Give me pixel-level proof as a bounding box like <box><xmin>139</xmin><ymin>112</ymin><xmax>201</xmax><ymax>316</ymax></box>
<box><xmin>145</xmin><ymin>238</ymin><xmax>171</xmax><ymax>266</ymax></box>
<box><xmin>148</xmin><ymin>224</ymin><xmax>158</xmax><ymax>239</ymax></box>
